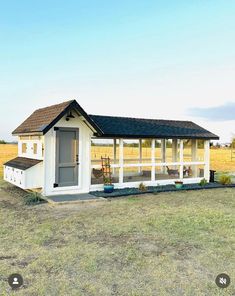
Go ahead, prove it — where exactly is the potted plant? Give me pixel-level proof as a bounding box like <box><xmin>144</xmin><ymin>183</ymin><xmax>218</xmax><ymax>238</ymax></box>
<box><xmin>174</xmin><ymin>180</ymin><xmax>183</xmax><ymax>189</ymax></box>
<box><xmin>103</xmin><ymin>177</ymin><xmax>114</xmax><ymax>193</ymax></box>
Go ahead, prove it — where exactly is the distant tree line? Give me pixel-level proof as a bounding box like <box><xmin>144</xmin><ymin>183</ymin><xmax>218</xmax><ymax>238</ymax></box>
<box><xmin>0</xmin><ymin>139</ymin><xmax>6</xmax><ymax>144</ymax></box>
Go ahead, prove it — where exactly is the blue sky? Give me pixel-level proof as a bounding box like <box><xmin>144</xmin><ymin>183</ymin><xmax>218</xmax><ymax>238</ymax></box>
<box><xmin>0</xmin><ymin>0</ymin><xmax>235</xmax><ymax>142</ymax></box>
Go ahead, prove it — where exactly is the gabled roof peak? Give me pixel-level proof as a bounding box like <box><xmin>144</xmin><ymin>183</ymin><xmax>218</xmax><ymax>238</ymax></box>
<box><xmin>12</xmin><ymin>99</ymin><xmax>103</xmax><ymax>135</ymax></box>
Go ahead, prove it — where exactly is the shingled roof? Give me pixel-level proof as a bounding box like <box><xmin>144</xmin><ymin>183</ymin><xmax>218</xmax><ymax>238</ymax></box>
<box><xmin>12</xmin><ymin>100</ymin><xmax>219</xmax><ymax>139</ymax></box>
<box><xmin>12</xmin><ymin>100</ymin><xmax>103</xmax><ymax>135</ymax></box>
<box><xmin>89</xmin><ymin>115</ymin><xmax>219</xmax><ymax>139</ymax></box>
<box><xmin>4</xmin><ymin>157</ymin><xmax>42</xmax><ymax>170</ymax></box>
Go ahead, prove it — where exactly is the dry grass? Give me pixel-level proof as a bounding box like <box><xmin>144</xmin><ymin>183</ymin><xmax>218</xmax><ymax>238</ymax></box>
<box><xmin>0</xmin><ymin>144</ymin><xmax>17</xmax><ymax>178</ymax></box>
<box><xmin>210</xmin><ymin>148</ymin><xmax>235</xmax><ymax>172</ymax></box>
<box><xmin>0</xmin><ymin>182</ymin><xmax>234</xmax><ymax>295</ymax></box>
<box><xmin>91</xmin><ymin>146</ymin><xmax>235</xmax><ymax>172</ymax></box>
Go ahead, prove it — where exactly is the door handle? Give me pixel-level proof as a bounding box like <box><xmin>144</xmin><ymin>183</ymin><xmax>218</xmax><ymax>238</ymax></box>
<box><xmin>76</xmin><ymin>155</ymin><xmax>79</xmax><ymax>165</ymax></box>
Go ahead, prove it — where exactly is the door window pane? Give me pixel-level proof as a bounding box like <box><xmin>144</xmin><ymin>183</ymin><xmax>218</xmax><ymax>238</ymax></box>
<box><xmin>22</xmin><ymin>143</ymin><xmax>27</xmax><ymax>153</ymax></box>
<box><xmin>59</xmin><ymin>131</ymin><xmax>76</xmax><ymax>163</ymax></box>
<box><xmin>33</xmin><ymin>143</ymin><xmax>37</xmax><ymax>154</ymax></box>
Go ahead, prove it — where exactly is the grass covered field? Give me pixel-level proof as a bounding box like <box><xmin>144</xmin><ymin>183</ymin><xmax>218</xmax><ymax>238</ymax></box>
<box><xmin>0</xmin><ymin>144</ymin><xmax>235</xmax><ymax>179</ymax></box>
<box><xmin>0</xmin><ymin>182</ymin><xmax>234</xmax><ymax>295</ymax></box>
<box><xmin>0</xmin><ymin>144</ymin><xmax>17</xmax><ymax>178</ymax></box>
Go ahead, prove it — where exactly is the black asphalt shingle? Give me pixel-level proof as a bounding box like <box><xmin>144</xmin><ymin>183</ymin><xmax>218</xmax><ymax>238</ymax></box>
<box><xmin>4</xmin><ymin>157</ymin><xmax>42</xmax><ymax>170</ymax></box>
<box><xmin>12</xmin><ymin>100</ymin><xmax>103</xmax><ymax>135</ymax></box>
<box><xmin>11</xmin><ymin>99</ymin><xmax>219</xmax><ymax>139</ymax></box>
<box><xmin>89</xmin><ymin>115</ymin><xmax>219</xmax><ymax>139</ymax></box>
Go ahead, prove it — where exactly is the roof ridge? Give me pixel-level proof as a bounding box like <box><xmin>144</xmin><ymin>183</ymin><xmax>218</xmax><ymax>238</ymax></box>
<box><xmin>36</xmin><ymin>99</ymin><xmax>75</xmax><ymax>111</ymax></box>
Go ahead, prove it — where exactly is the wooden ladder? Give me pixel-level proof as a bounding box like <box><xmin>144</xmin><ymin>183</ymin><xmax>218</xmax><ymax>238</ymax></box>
<box><xmin>101</xmin><ymin>157</ymin><xmax>112</xmax><ymax>183</ymax></box>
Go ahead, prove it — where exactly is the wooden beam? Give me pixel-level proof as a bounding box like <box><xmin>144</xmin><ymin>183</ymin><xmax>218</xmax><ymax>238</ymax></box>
<box><xmin>119</xmin><ymin>139</ymin><xmax>124</xmax><ymax>184</ymax></box>
<box><xmin>179</xmin><ymin>140</ymin><xmax>184</xmax><ymax>179</ymax></box>
<box><xmin>138</xmin><ymin>139</ymin><xmax>142</xmax><ymax>173</ymax></box>
<box><xmin>161</xmin><ymin>139</ymin><xmax>166</xmax><ymax>173</ymax></box>
<box><xmin>172</xmin><ymin>139</ymin><xmax>178</xmax><ymax>169</ymax></box>
<box><xmin>191</xmin><ymin>139</ymin><xmax>197</xmax><ymax>177</ymax></box>
<box><xmin>172</xmin><ymin>139</ymin><xmax>178</xmax><ymax>162</ymax></box>
<box><xmin>151</xmin><ymin>139</ymin><xmax>155</xmax><ymax>182</ymax></box>
<box><xmin>113</xmin><ymin>139</ymin><xmax>117</xmax><ymax>175</ymax></box>
<box><xmin>204</xmin><ymin>140</ymin><xmax>210</xmax><ymax>181</ymax></box>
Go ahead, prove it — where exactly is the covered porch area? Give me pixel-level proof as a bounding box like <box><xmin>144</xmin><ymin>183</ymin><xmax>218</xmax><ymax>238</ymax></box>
<box><xmin>90</xmin><ymin>138</ymin><xmax>210</xmax><ymax>190</ymax></box>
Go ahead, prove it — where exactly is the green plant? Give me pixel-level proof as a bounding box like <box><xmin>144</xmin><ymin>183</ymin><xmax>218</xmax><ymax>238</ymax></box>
<box><xmin>138</xmin><ymin>182</ymin><xmax>147</xmax><ymax>191</ymax></box>
<box><xmin>219</xmin><ymin>175</ymin><xmax>232</xmax><ymax>185</ymax></box>
<box><xmin>103</xmin><ymin>177</ymin><xmax>112</xmax><ymax>185</ymax></box>
<box><xmin>199</xmin><ymin>178</ymin><xmax>207</xmax><ymax>186</ymax></box>
<box><xmin>24</xmin><ymin>192</ymin><xmax>44</xmax><ymax>205</ymax></box>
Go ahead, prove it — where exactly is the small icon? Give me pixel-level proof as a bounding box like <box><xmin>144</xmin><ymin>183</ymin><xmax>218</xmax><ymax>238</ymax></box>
<box><xmin>8</xmin><ymin>273</ymin><xmax>23</xmax><ymax>289</ymax></box>
<box><xmin>215</xmin><ymin>273</ymin><xmax>230</xmax><ymax>288</ymax></box>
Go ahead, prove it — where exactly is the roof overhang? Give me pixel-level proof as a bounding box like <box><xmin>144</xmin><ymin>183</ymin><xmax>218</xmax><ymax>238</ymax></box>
<box><xmin>14</xmin><ymin>132</ymin><xmax>44</xmax><ymax>136</ymax></box>
<box><xmin>93</xmin><ymin>133</ymin><xmax>219</xmax><ymax>140</ymax></box>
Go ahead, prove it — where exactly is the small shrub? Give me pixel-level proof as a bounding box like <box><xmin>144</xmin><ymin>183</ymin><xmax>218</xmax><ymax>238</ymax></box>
<box><xmin>219</xmin><ymin>175</ymin><xmax>232</xmax><ymax>185</ymax></box>
<box><xmin>199</xmin><ymin>178</ymin><xmax>207</xmax><ymax>186</ymax></box>
<box><xmin>24</xmin><ymin>192</ymin><xmax>44</xmax><ymax>205</ymax></box>
<box><xmin>138</xmin><ymin>182</ymin><xmax>147</xmax><ymax>191</ymax></box>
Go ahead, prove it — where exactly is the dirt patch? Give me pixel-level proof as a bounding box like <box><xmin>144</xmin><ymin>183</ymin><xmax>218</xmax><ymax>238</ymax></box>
<box><xmin>0</xmin><ymin>255</ymin><xmax>16</xmax><ymax>260</ymax></box>
<box><xmin>1</xmin><ymin>184</ymin><xmax>28</xmax><ymax>198</ymax></box>
<box><xmin>42</xmin><ymin>237</ymin><xmax>67</xmax><ymax>248</ymax></box>
<box><xmin>11</xmin><ymin>255</ymin><xmax>38</xmax><ymax>268</ymax></box>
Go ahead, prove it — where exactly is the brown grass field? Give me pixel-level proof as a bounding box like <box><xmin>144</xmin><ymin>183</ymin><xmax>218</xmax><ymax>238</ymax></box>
<box><xmin>0</xmin><ymin>144</ymin><xmax>235</xmax><ymax>179</ymax></box>
<box><xmin>0</xmin><ymin>144</ymin><xmax>18</xmax><ymax>178</ymax></box>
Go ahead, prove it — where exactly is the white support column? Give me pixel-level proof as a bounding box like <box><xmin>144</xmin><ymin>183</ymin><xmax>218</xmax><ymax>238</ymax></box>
<box><xmin>112</xmin><ymin>139</ymin><xmax>117</xmax><ymax>175</ymax></box>
<box><xmin>138</xmin><ymin>139</ymin><xmax>142</xmax><ymax>174</ymax></box>
<box><xmin>151</xmin><ymin>139</ymin><xmax>155</xmax><ymax>182</ymax></box>
<box><xmin>161</xmin><ymin>139</ymin><xmax>166</xmax><ymax>173</ymax></box>
<box><xmin>192</xmin><ymin>139</ymin><xmax>197</xmax><ymax>161</ymax></box>
<box><xmin>119</xmin><ymin>138</ymin><xmax>124</xmax><ymax>184</ymax></box>
<box><xmin>179</xmin><ymin>140</ymin><xmax>184</xmax><ymax>179</ymax></box>
<box><xmin>204</xmin><ymin>140</ymin><xmax>210</xmax><ymax>181</ymax></box>
<box><xmin>172</xmin><ymin>139</ymin><xmax>178</xmax><ymax>162</ymax></box>
<box><xmin>192</xmin><ymin>139</ymin><xmax>197</xmax><ymax>177</ymax></box>
<box><xmin>172</xmin><ymin>139</ymin><xmax>178</xmax><ymax>169</ymax></box>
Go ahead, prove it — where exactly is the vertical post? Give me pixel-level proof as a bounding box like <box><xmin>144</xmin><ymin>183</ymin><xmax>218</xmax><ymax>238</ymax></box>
<box><xmin>161</xmin><ymin>139</ymin><xmax>166</xmax><ymax>173</ymax></box>
<box><xmin>119</xmin><ymin>138</ymin><xmax>123</xmax><ymax>184</ymax></box>
<box><xmin>204</xmin><ymin>140</ymin><xmax>210</xmax><ymax>181</ymax></box>
<box><xmin>192</xmin><ymin>139</ymin><xmax>197</xmax><ymax>177</ymax></box>
<box><xmin>151</xmin><ymin>139</ymin><xmax>155</xmax><ymax>182</ymax></box>
<box><xmin>172</xmin><ymin>139</ymin><xmax>177</xmax><ymax>162</ymax></box>
<box><xmin>172</xmin><ymin>139</ymin><xmax>178</xmax><ymax>169</ymax></box>
<box><xmin>113</xmin><ymin>139</ymin><xmax>117</xmax><ymax>175</ymax></box>
<box><xmin>138</xmin><ymin>139</ymin><xmax>142</xmax><ymax>174</ymax></box>
<box><xmin>179</xmin><ymin>139</ymin><xmax>184</xmax><ymax>179</ymax></box>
